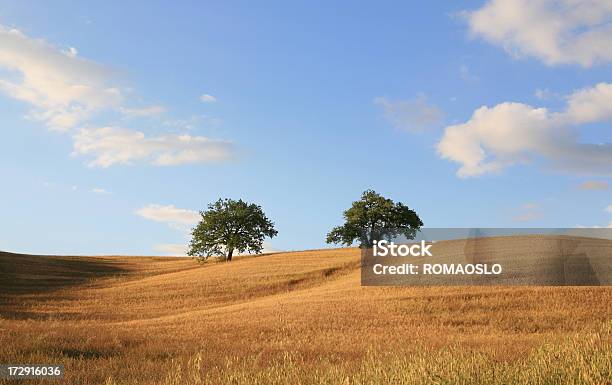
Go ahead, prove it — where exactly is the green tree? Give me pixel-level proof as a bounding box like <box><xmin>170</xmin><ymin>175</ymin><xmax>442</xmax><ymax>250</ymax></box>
<box><xmin>326</xmin><ymin>190</ymin><xmax>423</xmax><ymax>248</ymax></box>
<box><xmin>188</xmin><ymin>198</ymin><xmax>278</xmax><ymax>261</ymax></box>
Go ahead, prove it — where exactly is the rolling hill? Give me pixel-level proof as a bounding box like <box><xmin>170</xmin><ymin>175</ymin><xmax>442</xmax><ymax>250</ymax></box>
<box><xmin>0</xmin><ymin>236</ymin><xmax>611</xmax><ymax>384</ymax></box>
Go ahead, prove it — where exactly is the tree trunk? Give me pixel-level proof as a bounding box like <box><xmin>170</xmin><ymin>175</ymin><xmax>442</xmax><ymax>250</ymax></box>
<box><xmin>226</xmin><ymin>248</ymin><xmax>234</xmax><ymax>262</ymax></box>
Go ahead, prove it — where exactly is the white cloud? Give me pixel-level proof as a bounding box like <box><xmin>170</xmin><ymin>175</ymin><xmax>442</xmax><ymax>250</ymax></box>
<box><xmin>155</xmin><ymin>243</ymin><xmax>189</xmax><ymax>256</ymax></box>
<box><xmin>91</xmin><ymin>187</ymin><xmax>110</xmax><ymax>194</ymax></box>
<box><xmin>437</xmin><ymin>82</ymin><xmax>612</xmax><ymax>177</ymax></box>
<box><xmin>606</xmin><ymin>205</ymin><xmax>612</xmax><ymax>214</ymax></box>
<box><xmin>138</xmin><ymin>204</ymin><xmax>200</xmax><ymax>252</ymax></box>
<box><xmin>0</xmin><ymin>24</ymin><xmax>235</xmax><ymax>169</ymax></box>
<box><xmin>465</xmin><ymin>0</ymin><xmax>612</xmax><ymax>67</ymax></box>
<box><xmin>0</xmin><ymin>24</ymin><xmax>122</xmax><ymax>130</ymax></box>
<box><xmin>200</xmin><ymin>94</ymin><xmax>217</xmax><ymax>103</ymax></box>
<box><xmin>578</xmin><ymin>180</ymin><xmax>609</xmax><ymax>190</ymax></box>
<box><xmin>374</xmin><ymin>95</ymin><xmax>444</xmax><ymax>133</ymax></box>
<box><xmin>72</xmin><ymin>126</ymin><xmax>235</xmax><ymax>167</ymax></box>
<box><xmin>136</xmin><ymin>204</ymin><xmax>200</xmax><ymax>228</ymax></box>
<box><xmin>565</xmin><ymin>82</ymin><xmax>612</xmax><ymax>124</ymax></box>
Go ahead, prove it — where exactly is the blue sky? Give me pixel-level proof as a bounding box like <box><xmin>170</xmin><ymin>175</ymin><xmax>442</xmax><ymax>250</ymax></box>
<box><xmin>0</xmin><ymin>0</ymin><xmax>611</xmax><ymax>255</ymax></box>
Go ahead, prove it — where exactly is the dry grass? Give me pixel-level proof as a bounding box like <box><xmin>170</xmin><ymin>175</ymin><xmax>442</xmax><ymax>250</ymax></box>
<box><xmin>0</xmin><ymin>238</ymin><xmax>611</xmax><ymax>384</ymax></box>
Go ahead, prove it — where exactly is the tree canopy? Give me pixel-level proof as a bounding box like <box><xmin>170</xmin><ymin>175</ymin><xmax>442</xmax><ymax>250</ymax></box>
<box><xmin>188</xmin><ymin>198</ymin><xmax>277</xmax><ymax>261</ymax></box>
<box><xmin>326</xmin><ymin>190</ymin><xmax>423</xmax><ymax>248</ymax></box>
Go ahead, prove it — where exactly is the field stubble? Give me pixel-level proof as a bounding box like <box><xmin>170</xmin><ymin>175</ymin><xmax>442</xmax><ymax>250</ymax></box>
<box><xmin>0</xmin><ymin>237</ymin><xmax>611</xmax><ymax>384</ymax></box>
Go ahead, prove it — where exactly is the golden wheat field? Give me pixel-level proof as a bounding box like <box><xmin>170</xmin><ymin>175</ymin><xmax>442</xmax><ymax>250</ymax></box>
<box><xmin>1</xmin><ymin>236</ymin><xmax>611</xmax><ymax>385</ymax></box>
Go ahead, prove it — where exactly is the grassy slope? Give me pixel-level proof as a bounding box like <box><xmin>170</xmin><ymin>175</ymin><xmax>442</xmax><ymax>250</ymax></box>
<box><xmin>0</xmin><ymin>238</ymin><xmax>611</xmax><ymax>384</ymax></box>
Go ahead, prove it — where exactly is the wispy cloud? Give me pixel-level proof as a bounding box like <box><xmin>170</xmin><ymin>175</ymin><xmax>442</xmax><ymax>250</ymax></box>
<box><xmin>0</xmin><ymin>24</ymin><xmax>235</xmax><ymax>167</ymax></box>
<box><xmin>200</xmin><ymin>94</ymin><xmax>217</xmax><ymax>103</ymax></box>
<box><xmin>534</xmin><ymin>88</ymin><xmax>561</xmax><ymax>101</ymax></box>
<box><xmin>374</xmin><ymin>95</ymin><xmax>444</xmax><ymax>133</ymax></box>
<box><xmin>163</xmin><ymin>115</ymin><xmax>222</xmax><ymax>132</ymax></box>
<box><xmin>72</xmin><ymin>126</ymin><xmax>235</xmax><ymax>167</ymax></box>
<box><xmin>120</xmin><ymin>105</ymin><xmax>166</xmax><ymax>118</ymax></box>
